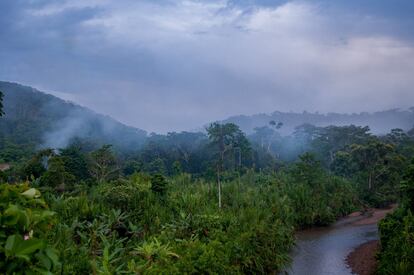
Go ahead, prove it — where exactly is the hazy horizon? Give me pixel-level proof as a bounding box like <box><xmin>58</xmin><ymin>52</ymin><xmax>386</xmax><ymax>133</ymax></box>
<box><xmin>1</xmin><ymin>0</ymin><xmax>414</xmax><ymax>132</ymax></box>
<box><xmin>3</xmin><ymin>80</ymin><xmax>414</xmax><ymax>136</ymax></box>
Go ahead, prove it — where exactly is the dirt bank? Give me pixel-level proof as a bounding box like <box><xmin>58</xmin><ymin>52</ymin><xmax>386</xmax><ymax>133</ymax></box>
<box><xmin>351</xmin><ymin>204</ymin><xmax>396</xmax><ymax>226</ymax></box>
<box><xmin>345</xmin><ymin>205</ymin><xmax>396</xmax><ymax>275</ymax></box>
<box><xmin>346</xmin><ymin>240</ymin><xmax>379</xmax><ymax>275</ymax></box>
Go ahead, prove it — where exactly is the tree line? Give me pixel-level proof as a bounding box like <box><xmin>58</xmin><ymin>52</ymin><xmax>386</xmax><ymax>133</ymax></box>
<box><xmin>0</xmin><ymin>90</ymin><xmax>413</xmax><ymax>273</ymax></box>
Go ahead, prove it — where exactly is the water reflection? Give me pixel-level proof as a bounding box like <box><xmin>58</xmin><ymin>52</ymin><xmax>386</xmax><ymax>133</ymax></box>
<box><xmin>284</xmin><ymin>216</ymin><xmax>378</xmax><ymax>275</ymax></box>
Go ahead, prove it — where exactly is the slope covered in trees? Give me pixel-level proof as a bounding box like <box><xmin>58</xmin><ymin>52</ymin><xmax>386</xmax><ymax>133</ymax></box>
<box><xmin>0</xmin><ymin>81</ymin><xmax>147</xmax><ymax>161</ymax></box>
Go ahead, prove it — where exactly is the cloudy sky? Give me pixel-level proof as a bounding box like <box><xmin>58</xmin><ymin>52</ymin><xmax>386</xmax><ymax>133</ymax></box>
<box><xmin>1</xmin><ymin>0</ymin><xmax>414</xmax><ymax>132</ymax></box>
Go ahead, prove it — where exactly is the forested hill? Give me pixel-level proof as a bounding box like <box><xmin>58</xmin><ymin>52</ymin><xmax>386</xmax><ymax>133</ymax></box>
<box><xmin>0</xmin><ymin>81</ymin><xmax>147</xmax><ymax>157</ymax></box>
<box><xmin>223</xmin><ymin>109</ymin><xmax>414</xmax><ymax>135</ymax></box>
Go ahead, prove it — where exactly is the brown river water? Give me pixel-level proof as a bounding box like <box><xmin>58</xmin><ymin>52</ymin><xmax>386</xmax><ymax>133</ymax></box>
<box><xmin>283</xmin><ymin>214</ymin><xmax>381</xmax><ymax>275</ymax></box>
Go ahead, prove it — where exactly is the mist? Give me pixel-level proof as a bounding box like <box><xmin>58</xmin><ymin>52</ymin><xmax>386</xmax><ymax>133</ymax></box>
<box><xmin>39</xmin><ymin>103</ymin><xmax>148</xmax><ymax>151</ymax></box>
<box><xmin>1</xmin><ymin>0</ymin><xmax>414</xmax><ymax>133</ymax></box>
<box><xmin>223</xmin><ymin>109</ymin><xmax>414</xmax><ymax>136</ymax></box>
<box><xmin>0</xmin><ymin>81</ymin><xmax>147</xmax><ymax>152</ymax></box>
<box><xmin>2</xmin><ymin>2</ymin><xmax>414</xmax><ymax>272</ymax></box>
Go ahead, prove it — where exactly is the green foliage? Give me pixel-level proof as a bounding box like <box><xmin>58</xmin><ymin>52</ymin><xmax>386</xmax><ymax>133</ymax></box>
<box><xmin>5</xmin><ymin>159</ymin><xmax>355</xmax><ymax>274</ymax></box>
<box><xmin>377</xmin><ymin>158</ymin><xmax>414</xmax><ymax>274</ymax></box>
<box><xmin>151</xmin><ymin>174</ymin><xmax>168</xmax><ymax>196</ymax></box>
<box><xmin>401</xmin><ymin>158</ymin><xmax>414</xmax><ymax>212</ymax></box>
<box><xmin>59</xmin><ymin>145</ymin><xmax>91</xmax><ymax>181</ymax></box>
<box><xmin>89</xmin><ymin>145</ymin><xmax>119</xmax><ymax>184</ymax></box>
<box><xmin>0</xmin><ymin>183</ymin><xmax>60</xmax><ymax>273</ymax></box>
<box><xmin>333</xmin><ymin>140</ymin><xmax>405</xmax><ymax>207</ymax></box>
<box><xmin>40</xmin><ymin>156</ymin><xmax>76</xmax><ymax>190</ymax></box>
<box><xmin>0</xmin><ymin>81</ymin><xmax>147</xmax><ymax>157</ymax></box>
<box><xmin>122</xmin><ymin>160</ymin><xmax>143</xmax><ymax>176</ymax></box>
<box><xmin>287</xmin><ymin>157</ymin><xmax>358</xmax><ymax>227</ymax></box>
<box><xmin>129</xmin><ymin>238</ymin><xmax>179</xmax><ymax>273</ymax></box>
<box><xmin>1</xmin><ymin>134</ymin><xmax>370</xmax><ymax>274</ymax></box>
<box><xmin>172</xmin><ymin>160</ymin><xmax>182</xmax><ymax>175</ymax></box>
<box><xmin>377</xmin><ymin>207</ymin><xmax>414</xmax><ymax>274</ymax></box>
<box><xmin>147</xmin><ymin>158</ymin><xmax>167</xmax><ymax>175</ymax></box>
<box><xmin>2</xmin><ymin>96</ymin><xmax>413</xmax><ymax>274</ymax></box>
<box><xmin>98</xmin><ymin>174</ymin><xmax>151</xmax><ymax>212</ymax></box>
<box><xmin>207</xmin><ymin>122</ymin><xmax>252</xmax><ymax>171</ymax></box>
<box><xmin>291</xmin><ymin>153</ymin><xmax>324</xmax><ymax>187</ymax></box>
<box><xmin>0</xmin><ymin>169</ymin><xmax>7</xmax><ymax>183</ymax></box>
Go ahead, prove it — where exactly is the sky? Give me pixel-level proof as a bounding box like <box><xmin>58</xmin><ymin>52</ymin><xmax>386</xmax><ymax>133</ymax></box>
<box><xmin>1</xmin><ymin>0</ymin><xmax>414</xmax><ymax>133</ymax></box>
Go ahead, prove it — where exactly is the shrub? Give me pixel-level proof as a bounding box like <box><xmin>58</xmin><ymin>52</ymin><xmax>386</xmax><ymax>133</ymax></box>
<box><xmin>0</xmin><ymin>183</ymin><xmax>60</xmax><ymax>273</ymax></box>
<box><xmin>377</xmin><ymin>206</ymin><xmax>414</xmax><ymax>274</ymax></box>
<box><xmin>151</xmin><ymin>174</ymin><xmax>168</xmax><ymax>196</ymax></box>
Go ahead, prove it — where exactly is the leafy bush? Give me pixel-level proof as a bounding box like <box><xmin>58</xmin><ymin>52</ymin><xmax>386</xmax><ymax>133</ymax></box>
<box><xmin>151</xmin><ymin>174</ymin><xmax>168</xmax><ymax>196</ymax></box>
<box><xmin>0</xmin><ymin>152</ymin><xmax>360</xmax><ymax>274</ymax></box>
<box><xmin>377</xmin><ymin>206</ymin><xmax>414</xmax><ymax>274</ymax></box>
<box><xmin>377</xmin><ymin>160</ymin><xmax>414</xmax><ymax>274</ymax></box>
<box><xmin>0</xmin><ymin>183</ymin><xmax>60</xmax><ymax>273</ymax></box>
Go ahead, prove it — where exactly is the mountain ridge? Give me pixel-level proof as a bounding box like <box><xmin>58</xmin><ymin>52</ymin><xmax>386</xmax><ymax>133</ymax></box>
<box><xmin>1</xmin><ymin>80</ymin><xmax>413</xmax><ymax>154</ymax></box>
<box><xmin>221</xmin><ymin>108</ymin><xmax>414</xmax><ymax>135</ymax></box>
<box><xmin>0</xmin><ymin>81</ymin><xmax>147</xmax><ymax>153</ymax></box>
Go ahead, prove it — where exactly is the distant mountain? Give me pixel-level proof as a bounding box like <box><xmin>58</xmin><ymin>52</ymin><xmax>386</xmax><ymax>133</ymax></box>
<box><xmin>222</xmin><ymin>109</ymin><xmax>414</xmax><ymax>135</ymax></box>
<box><xmin>2</xmin><ymin>80</ymin><xmax>413</xmax><ymax>160</ymax></box>
<box><xmin>0</xmin><ymin>81</ymin><xmax>147</xmax><ymax>153</ymax></box>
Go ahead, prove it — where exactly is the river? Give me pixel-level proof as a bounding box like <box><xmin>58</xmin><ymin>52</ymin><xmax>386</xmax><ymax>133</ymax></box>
<box><xmin>284</xmin><ymin>214</ymin><xmax>381</xmax><ymax>275</ymax></box>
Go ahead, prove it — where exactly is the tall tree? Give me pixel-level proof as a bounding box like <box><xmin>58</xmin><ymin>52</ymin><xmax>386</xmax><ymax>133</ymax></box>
<box><xmin>207</xmin><ymin>123</ymin><xmax>250</xmax><ymax>170</ymax></box>
<box><xmin>88</xmin><ymin>145</ymin><xmax>119</xmax><ymax>183</ymax></box>
<box><xmin>292</xmin><ymin>152</ymin><xmax>324</xmax><ymax>187</ymax></box>
<box><xmin>383</xmin><ymin>128</ymin><xmax>414</xmax><ymax>157</ymax></box>
<box><xmin>40</xmin><ymin>156</ymin><xmax>75</xmax><ymax>191</ymax></box>
<box><xmin>267</xmin><ymin>120</ymin><xmax>283</xmax><ymax>153</ymax></box>
<box><xmin>311</xmin><ymin>125</ymin><xmax>372</xmax><ymax>166</ymax></box>
<box><xmin>400</xmin><ymin>158</ymin><xmax>414</xmax><ymax>211</ymax></box>
<box><xmin>207</xmin><ymin>123</ymin><xmax>250</xmax><ymax>207</ymax></box>
<box><xmin>252</xmin><ymin>126</ymin><xmax>274</xmax><ymax>151</ymax></box>
<box><xmin>59</xmin><ymin>145</ymin><xmax>90</xmax><ymax>181</ymax></box>
<box><xmin>350</xmin><ymin>142</ymin><xmax>389</xmax><ymax>190</ymax></box>
<box><xmin>347</xmin><ymin>141</ymin><xmax>404</xmax><ymax>203</ymax></box>
<box><xmin>22</xmin><ymin>149</ymin><xmax>54</xmax><ymax>180</ymax></box>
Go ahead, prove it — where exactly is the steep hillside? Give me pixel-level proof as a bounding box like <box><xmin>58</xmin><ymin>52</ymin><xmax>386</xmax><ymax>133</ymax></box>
<box><xmin>0</xmin><ymin>81</ymin><xmax>147</xmax><ymax>160</ymax></box>
<box><xmin>223</xmin><ymin>109</ymin><xmax>414</xmax><ymax>135</ymax></box>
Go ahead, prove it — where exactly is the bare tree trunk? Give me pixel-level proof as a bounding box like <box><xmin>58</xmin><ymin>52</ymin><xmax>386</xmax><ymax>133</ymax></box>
<box><xmin>368</xmin><ymin>172</ymin><xmax>372</xmax><ymax>190</ymax></box>
<box><xmin>329</xmin><ymin>150</ymin><xmax>334</xmax><ymax>164</ymax></box>
<box><xmin>217</xmin><ymin>167</ymin><xmax>222</xmax><ymax>208</ymax></box>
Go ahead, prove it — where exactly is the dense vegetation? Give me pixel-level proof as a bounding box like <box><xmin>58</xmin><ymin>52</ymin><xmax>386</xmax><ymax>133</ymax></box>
<box><xmin>0</xmin><ymin>81</ymin><xmax>147</xmax><ymax>160</ymax></box>
<box><xmin>1</xmin><ymin>84</ymin><xmax>414</xmax><ymax>274</ymax></box>
<box><xmin>377</xmin><ymin>159</ymin><xmax>414</xmax><ymax>274</ymax></box>
<box><xmin>1</xmin><ymin>151</ymin><xmax>359</xmax><ymax>274</ymax></box>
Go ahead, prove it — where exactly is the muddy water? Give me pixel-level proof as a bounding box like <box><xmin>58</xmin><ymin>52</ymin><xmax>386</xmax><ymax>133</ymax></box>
<box><xmin>284</xmin><ymin>215</ymin><xmax>379</xmax><ymax>275</ymax></box>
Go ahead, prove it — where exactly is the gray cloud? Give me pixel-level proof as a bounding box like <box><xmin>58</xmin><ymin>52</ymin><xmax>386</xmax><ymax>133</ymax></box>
<box><xmin>1</xmin><ymin>0</ymin><xmax>414</xmax><ymax>133</ymax></box>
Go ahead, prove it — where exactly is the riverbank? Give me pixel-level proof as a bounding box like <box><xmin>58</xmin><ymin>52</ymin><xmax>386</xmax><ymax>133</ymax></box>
<box><xmin>346</xmin><ymin>240</ymin><xmax>379</xmax><ymax>275</ymax></box>
<box><xmin>285</xmin><ymin>205</ymin><xmax>396</xmax><ymax>275</ymax></box>
<box><xmin>345</xmin><ymin>205</ymin><xmax>396</xmax><ymax>275</ymax></box>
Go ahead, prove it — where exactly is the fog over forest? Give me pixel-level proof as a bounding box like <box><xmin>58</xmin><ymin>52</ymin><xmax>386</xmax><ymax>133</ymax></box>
<box><xmin>1</xmin><ymin>0</ymin><xmax>414</xmax><ymax>132</ymax></box>
<box><xmin>1</xmin><ymin>1</ymin><xmax>414</xmax><ymax>275</ymax></box>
